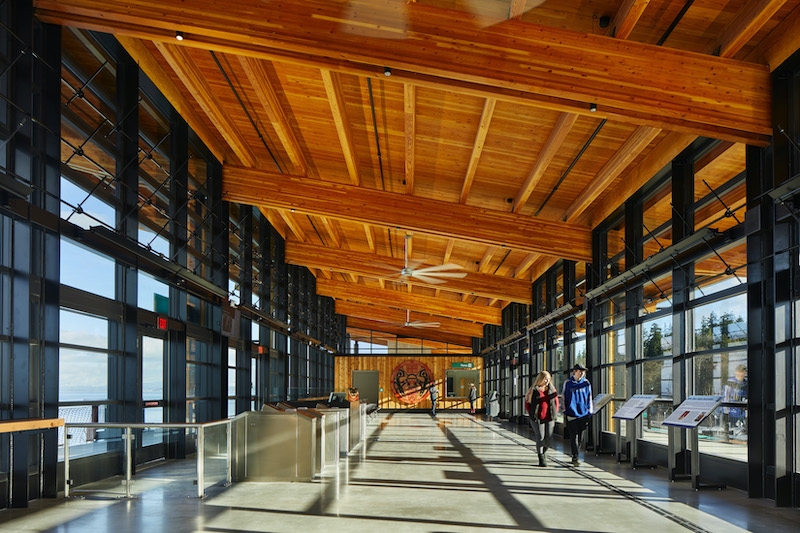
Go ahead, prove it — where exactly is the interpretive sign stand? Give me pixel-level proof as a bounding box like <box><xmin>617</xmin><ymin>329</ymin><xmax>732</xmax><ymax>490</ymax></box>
<box><xmin>663</xmin><ymin>395</ymin><xmax>726</xmax><ymax>490</ymax></box>
<box><xmin>612</xmin><ymin>395</ymin><xmax>657</xmax><ymax>467</ymax></box>
<box><xmin>588</xmin><ymin>393</ymin><xmax>613</xmax><ymax>455</ymax></box>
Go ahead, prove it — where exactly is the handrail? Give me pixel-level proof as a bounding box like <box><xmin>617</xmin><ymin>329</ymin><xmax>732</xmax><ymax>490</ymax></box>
<box><xmin>0</xmin><ymin>418</ymin><xmax>64</xmax><ymax>433</ymax></box>
<box><xmin>64</xmin><ymin>419</ymin><xmax>231</xmax><ymax>430</ymax></box>
<box><xmin>63</xmin><ymin>419</ymin><xmax>233</xmax><ymax>499</ymax></box>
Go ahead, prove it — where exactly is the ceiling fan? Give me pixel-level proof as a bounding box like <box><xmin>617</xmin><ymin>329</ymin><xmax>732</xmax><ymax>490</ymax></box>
<box><xmin>394</xmin><ymin>309</ymin><xmax>440</xmax><ymax>329</ymax></box>
<box><xmin>395</xmin><ymin>234</ymin><xmax>467</xmax><ymax>285</ymax></box>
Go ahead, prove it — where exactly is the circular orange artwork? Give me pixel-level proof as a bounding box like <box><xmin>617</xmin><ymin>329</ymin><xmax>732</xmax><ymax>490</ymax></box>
<box><xmin>390</xmin><ymin>360</ymin><xmax>434</xmax><ymax>405</ymax></box>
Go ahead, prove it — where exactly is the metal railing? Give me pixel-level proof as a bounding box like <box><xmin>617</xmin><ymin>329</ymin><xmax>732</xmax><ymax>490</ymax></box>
<box><xmin>64</xmin><ymin>419</ymin><xmax>232</xmax><ymax>499</ymax></box>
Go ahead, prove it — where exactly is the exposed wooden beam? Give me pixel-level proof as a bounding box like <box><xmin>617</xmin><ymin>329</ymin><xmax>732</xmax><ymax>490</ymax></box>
<box><xmin>319</xmin><ymin>268</ymin><xmax>333</xmax><ymax>280</ymax></box>
<box><xmin>224</xmin><ymin>166</ymin><xmax>593</xmax><ymax>262</ymax></box>
<box><xmin>346</xmin><ymin>317</ymin><xmax>473</xmax><ymax>347</ymax></box>
<box><xmin>514</xmin><ymin>253</ymin><xmax>539</xmax><ymax>279</ymax></box>
<box><xmin>238</xmin><ymin>56</ymin><xmax>308</xmax><ymax>175</ymax></box>
<box><xmin>116</xmin><ymin>36</ymin><xmax>226</xmax><ymax>163</ymax></box>
<box><xmin>404</xmin><ymin>84</ymin><xmax>415</xmax><ymax>194</ymax></box>
<box><xmin>478</xmin><ymin>246</ymin><xmax>499</xmax><ymax>274</ymax></box>
<box><xmin>334</xmin><ymin>301</ymin><xmax>484</xmax><ymax>337</ymax></box>
<box><xmin>153</xmin><ymin>42</ymin><xmax>257</xmax><ymax>167</ymax></box>
<box><xmin>512</xmin><ymin>112</ymin><xmax>577</xmax><ymax>213</ymax></box>
<box><xmin>460</xmin><ymin>98</ymin><xmax>497</xmax><ymax>204</ymax></box>
<box><xmin>564</xmin><ymin>125</ymin><xmax>661</xmax><ymax>223</ymax></box>
<box><xmin>579</xmin><ymin>0</ymin><xmax>783</xmax><ymax>230</ymax></box>
<box><xmin>508</xmin><ymin>0</ymin><xmax>527</xmax><ymax>19</ymax></box>
<box><xmin>529</xmin><ymin>257</ymin><xmax>558</xmax><ymax>284</ymax></box>
<box><xmin>260</xmin><ymin>207</ymin><xmax>287</xmax><ymax>240</ymax></box>
<box><xmin>584</xmin><ymin>131</ymin><xmax>695</xmax><ymax>228</ymax></box>
<box><xmin>278</xmin><ymin>209</ymin><xmax>307</xmax><ymax>242</ymax></box>
<box><xmin>443</xmin><ymin>239</ymin><xmax>456</xmax><ymax>265</ymax></box>
<box><xmin>745</xmin><ymin>3</ymin><xmax>800</xmax><ymax>71</ymax></box>
<box><xmin>320</xmin><ymin>69</ymin><xmax>360</xmax><ymax>186</ymax></box>
<box><xmin>317</xmin><ymin>278</ymin><xmax>502</xmax><ymax>325</ymax></box>
<box><xmin>286</xmin><ymin>242</ymin><xmax>533</xmax><ymax>303</ymax></box>
<box><xmin>607</xmin><ymin>0</ymin><xmax>651</xmax><ymax>39</ymax></box>
<box><xmin>349</xmin><ymin>273</ymin><xmax>359</xmax><ymax>284</ymax></box>
<box><xmin>706</xmin><ymin>0</ymin><xmax>788</xmax><ymax>59</ymax></box>
<box><xmin>364</xmin><ymin>224</ymin><xmax>377</xmax><ymax>253</ymax></box>
<box><xmin>319</xmin><ymin>216</ymin><xmax>342</xmax><ymax>248</ymax></box>
<box><xmin>37</xmin><ymin>0</ymin><xmax>772</xmax><ymax>145</ymax></box>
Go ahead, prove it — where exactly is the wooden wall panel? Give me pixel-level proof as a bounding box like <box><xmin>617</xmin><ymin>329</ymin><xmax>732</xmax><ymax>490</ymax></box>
<box><xmin>335</xmin><ymin>355</ymin><xmax>483</xmax><ymax>411</ymax></box>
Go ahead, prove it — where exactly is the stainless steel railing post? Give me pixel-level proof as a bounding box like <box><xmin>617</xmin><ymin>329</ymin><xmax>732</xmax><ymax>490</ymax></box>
<box><xmin>64</xmin><ymin>430</ymin><xmax>70</xmax><ymax>498</ymax></box>
<box><xmin>197</xmin><ymin>426</ymin><xmax>205</xmax><ymax>498</ymax></box>
<box><xmin>226</xmin><ymin>420</ymin><xmax>232</xmax><ymax>486</ymax></box>
<box><xmin>124</xmin><ymin>427</ymin><xmax>133</xmax><ymax>498</ymax></box>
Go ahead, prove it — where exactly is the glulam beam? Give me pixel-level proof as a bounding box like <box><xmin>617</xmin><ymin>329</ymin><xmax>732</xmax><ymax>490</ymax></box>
<box><xmin>36</xmin><ymin>0</ymin><xmax>772</xmax><ymax>145</ymax></box>
<box><xmin>285</xmin><ymin>242</ymin><xmax>533</xmax><ymax>303</ymax></box>
<box><xmin>334</xmin><ymin>301</ymin><xmax>484</xmax><ymax>338</ymax></box>
<box><xmin>346</xmin><ymin>317</ymin><xmax>473</xmax><ymax>347</ymax></box>
<box><xmin>316</xmin><ymin>278</ymin><xmax>502</xmax><ymax>325</ymax></box>
<box><xmin>225</xmin><ymin>166</ymin><xmax>592</xmax><ymax>262</ymax></box>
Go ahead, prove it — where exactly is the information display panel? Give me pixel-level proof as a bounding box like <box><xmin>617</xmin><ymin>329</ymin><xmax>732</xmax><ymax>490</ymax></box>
<box><xmin>662</xmin><ymin>395</ymin><xmax>723</xmax><ymax>428</ymax></box>
<box><xmin>612</xmin><ymin>394</ymin><xmax>657</xmax><ymax>420</ymax></box>
<box><xmin>591</xmin><ymin>393</ymin><xmax>613</xmax><ymax>414</ymax></box>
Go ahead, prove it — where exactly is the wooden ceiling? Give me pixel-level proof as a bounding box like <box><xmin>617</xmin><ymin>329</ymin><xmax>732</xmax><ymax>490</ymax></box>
<box><xmin>40</xmin><ymin>0</ymin><xmax>800</xmax><ymax>349</ymax></box>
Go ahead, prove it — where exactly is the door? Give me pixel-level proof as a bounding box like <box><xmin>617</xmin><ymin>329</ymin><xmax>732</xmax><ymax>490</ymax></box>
<box><xmin>352</xmin><ymin>370</ymin><xmax>379</xmax><ymax>404</ymax></box>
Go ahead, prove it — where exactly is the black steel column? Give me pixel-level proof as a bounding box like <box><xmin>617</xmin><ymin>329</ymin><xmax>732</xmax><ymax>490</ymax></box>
<box><xmin>669</xmin><ymin>146</ymin><xmax>695</xmax><ymax>479</ymax></box>
<box><xmin>167</xmin><ymin>116</ymin><xmax>188</xmax><ymax>458</ymax></box>
<box><xmin>208</xmin><ymin>159</ymin><xmax>226</xmax><ymax>419</ymax></box>
<box><xmin>624</xmin><ymin>196</ymin><xmax>643</xmax><ymax>455</ymax></box>
<box><xmin>111</xmin><ymin>45</ymin><xmax>139</xmax><ymax>432</ymax></box>
<box><xmin>764</xmin><ymin>54</ymin><xmax>800</xmax><ymax>505</ymax></box>
<box><xmin>745</xmin><ymin>144</ymin><xmax>771</xmax><ymax>499</ymax></box>
<box><xmin>37</xmin><ymin>13</ymin><xmax>62</xmax><ymax>500</ymax></box>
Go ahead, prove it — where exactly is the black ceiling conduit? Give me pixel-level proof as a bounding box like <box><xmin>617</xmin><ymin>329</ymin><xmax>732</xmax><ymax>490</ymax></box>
<box><xmin>367</xmin><ymin>77</ymin><xmax>387</xmax><ymax>191</ymax></box>
<box><xmin>306</xmin><ymin>215</ymin><xmax>326</xmax><ymax>245</ymax></box>
<box><xmin>536</xmin><ymin>119</ymin><xmax>606</xmax><ymax>217</ymax></box>
<box><xmin>657</xmin><ymin>0</ymin><xmax>695</xmax><ymax>47</ymax></box>
<box><xmin>210</xmin><ymin>50</ymin><xmax>284</xmax><ymax>172</ymax></box>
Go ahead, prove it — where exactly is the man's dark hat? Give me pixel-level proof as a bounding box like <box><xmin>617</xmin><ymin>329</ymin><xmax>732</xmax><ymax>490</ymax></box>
<box><xmin>572</xmin><ymin>363</ymin><xmax>588</xmax><ymax>371</ymax></box>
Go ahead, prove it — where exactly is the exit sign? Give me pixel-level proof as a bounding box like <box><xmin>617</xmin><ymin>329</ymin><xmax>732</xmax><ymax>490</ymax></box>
<box><xmin>451</xmin><ymin>362</ymin><xmax>473</xmax><ymax>368</ymax></box>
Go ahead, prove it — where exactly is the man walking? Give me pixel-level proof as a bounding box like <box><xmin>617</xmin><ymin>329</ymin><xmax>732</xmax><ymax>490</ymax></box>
<box><xmin>429</xmin><ymin>382</ymin><xmax>439</xmax><ymax>417</ymax></box>
<box><xmin>468</xmin><ymin>383</ymin><xmax>477</xmax><ymax>414</ymax></box>
<box><xmin>562</xmin><ymin>363</ymin><xmax>593</xmax><ymax>466</ymax></box>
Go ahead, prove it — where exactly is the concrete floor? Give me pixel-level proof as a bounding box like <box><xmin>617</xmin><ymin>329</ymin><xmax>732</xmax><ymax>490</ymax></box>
<box><xmin>1</xmin><ymin>412</ymin><xmax>798</xmax><ymax>532</ymax></box>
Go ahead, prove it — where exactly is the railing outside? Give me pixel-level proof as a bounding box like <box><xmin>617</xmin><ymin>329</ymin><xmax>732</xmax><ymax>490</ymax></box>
<box><xmin>63</xmin><ymin>419</ymin><xmax>232</xmax><ymax>499</ymax></box>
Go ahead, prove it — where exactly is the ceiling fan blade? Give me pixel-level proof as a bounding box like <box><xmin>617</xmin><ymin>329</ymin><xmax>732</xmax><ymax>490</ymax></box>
<box><xmin>414</xmin><ymin>271</ymin><xmax>468</xmax><ymax>279</ymax></box>
<box><xmin>409</xmin><ymin>321</ymin><xmax>440</xmax><ymax>328</ymax></box>
<box><xmin>411</xmin><ymin>273</ymin><xmax>448</xmax><ymax>284</ymax></box>
<box><xmin>413</xmin><ymin>263</ymin><xmax>465</xmax><ymax>273</ymax></box>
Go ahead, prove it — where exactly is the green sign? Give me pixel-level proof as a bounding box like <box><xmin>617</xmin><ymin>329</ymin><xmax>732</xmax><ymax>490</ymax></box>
<box><xmin>451</xmin><ymin>362</ymin><xmax>474</xmax><ymax>368</ymax></box>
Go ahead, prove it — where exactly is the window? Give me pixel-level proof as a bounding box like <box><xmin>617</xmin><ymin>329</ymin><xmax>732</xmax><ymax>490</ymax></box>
<box><xmin>446</xmin><ymin>369</ymin><xmax>479</xmax><ymax>398</ymax></box>
<box><xmin>58</xmin><ymin>308</ymin><xmax>115</xmax><ymax>457</ymax></box>
<box><xmin>60</xmin><ymin>238</ymin><xmax>115</xmax><ymax>299</ymax></box>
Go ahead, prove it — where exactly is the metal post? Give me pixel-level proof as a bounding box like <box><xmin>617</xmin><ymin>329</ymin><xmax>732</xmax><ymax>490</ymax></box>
<box><xmin>124</xmin><ymin>427</ymin><xmax>133</xmax><ymax>498</ymax></box>
<box><xmin>690</xmin><ymin>427</ymin><xmax>700</xmax><ymax>490</ymax></box>
<box><xmin>197</xmin><ymin>426</ymin><xmax>205</xmax><ymax>498</ymax></box>
<box><xmin>226</xmin><ymin>421</ymin><xmax>232</xmax><ymax>486</ymax></box>
<box><xmin>64</xmin><ymin>432</ymin><xmax>70</xmax><ymax>498</ymax></box>
<box><xmin>615</xmin><ymin>423</ymin><xmax>622</xmax><ymax>462</ymax></box>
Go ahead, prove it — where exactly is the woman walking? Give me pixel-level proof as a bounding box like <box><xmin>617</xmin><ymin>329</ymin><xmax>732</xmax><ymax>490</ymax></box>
<box><xmin>526</xmin><ymin>371</ymin><xmax>559</xmax><ymax>467</ymax></box>
<box><xmin>468</xmin><ymin>383</ymin><xmax>477</xmax><ymax>414</ymax></box>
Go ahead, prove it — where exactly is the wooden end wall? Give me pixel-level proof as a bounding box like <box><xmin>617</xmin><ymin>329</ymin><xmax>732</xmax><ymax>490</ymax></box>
<box><xmin>335</xmin><ymin>355</ymin><xmax>483</xmax><ymax>410</ymax></box>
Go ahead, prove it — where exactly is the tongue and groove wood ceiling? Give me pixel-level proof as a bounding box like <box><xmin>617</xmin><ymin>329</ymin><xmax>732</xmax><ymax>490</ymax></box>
<box><xmin>39</xmin><ymin>0</ymin><xmax>800</xmax><ymax>348</ymax></box>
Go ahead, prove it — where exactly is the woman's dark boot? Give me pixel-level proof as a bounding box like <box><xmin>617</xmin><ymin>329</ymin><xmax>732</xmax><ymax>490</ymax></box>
<box><xmin>538</xmin><ymin>453</ymin><xmax>546</xmax><ymax>467</ymax></box>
